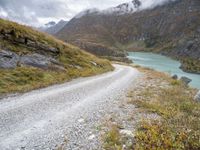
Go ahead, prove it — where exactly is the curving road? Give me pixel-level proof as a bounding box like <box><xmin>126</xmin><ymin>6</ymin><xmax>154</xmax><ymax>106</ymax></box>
<box><xmin>0</xmin><ymin>64</ymin><xmax>140</xmax><ymax>150</ymax></box>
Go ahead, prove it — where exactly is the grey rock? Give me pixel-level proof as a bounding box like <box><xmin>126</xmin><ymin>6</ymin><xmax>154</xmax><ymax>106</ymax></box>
<box><xmin>88</xmin><ymin>134</ymin><xmax>95</xmax><ymax>140</ymax></box>
<box><xmin>120</xmin><ymin>129</ymin><xmax>134</xmax><ymax>138</ymax></box>
<box><xmin>27</xmin><ymin>40</ymin><xmax>37</xmax><ymax>47</ymax></box>
<box><xmin>20</xmin><ymin>54</ymin><xmax>51</xmax><ymax>69</ymax></box>
<box><xmin>186</xmin><ymin>41</ymin><xmax>194</xmax><ymax>49</ymax></box>
<box><xmin>172</xmin><ymin>74</ymin><xmax>178</xmax><ymax>80</ymax></box>
<box><xmin>78</xmin><ymin>118</ymin><xmax>85</xmax><ymax>123</ymax></box>
<box><xmin>0</xmin><ymin>50</ymin><xmax>19</xmax><ymax>69</ymax></box>
<box><xmin>0</xmin><ymin>49</ymin><xmax>65</xmax><ymax>71</ymax></box>
<box><xmin>38</xmin><ymin>43</ymin><xmax>59</xmax><ymax>54</ymax></box>
<box><xmin>75</xmin><ymin>65</ymin><xmax>82</xmax><ymax>70</ymax></box>
<box><xmin>20</xmin><ymin>53</ymin><xmax>65</xmax><ymax>71</ymax></box>
<box><xmin>4</xmin><ymin>34</ymin><xmax>13</xmax><ymax>40</ymax></box>
<box><xmin>180</xmin><ymin>76</ymin><xmax>192</xmax><ymax>85</ymax></box>
<box><xmin>14</xmin><ymin>38</ymin><xmax>26</xmax><ymax>44</ymax></box>
<box><xmin>90</xmin><ymin>61</ymin><xmax>97</xmax><ymax>66</ymax></box>
<box><xmin>48</xmin><ymin>47</ymin><xmax>59</xmax><ymax>54</ymax></box>
<box><xmin>194</xmin><ymin>90</ymin><xmax>200</xmax><ymax>102</ymax></box>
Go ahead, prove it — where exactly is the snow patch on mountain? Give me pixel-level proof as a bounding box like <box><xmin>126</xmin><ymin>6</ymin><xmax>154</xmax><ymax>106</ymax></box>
<box><xmin>73</xmin><ymin>0</ymin><xmax>177</xmax><ymax>19</ymax></box>
<box><xmin>103</xmin><ymin>0</ymin><xmax>141</xmax><ymax>14</ymax></box>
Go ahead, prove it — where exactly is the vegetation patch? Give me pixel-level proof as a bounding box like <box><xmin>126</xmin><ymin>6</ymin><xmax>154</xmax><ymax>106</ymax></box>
<box><xmin>180</xmin><ymin>58</ymin><xmax>200</xmax><ymax>74</ymax></box>
<box><xmin>0</xmin><ymin>62</ymin><xmax>112</xmax><ymax>95</ymax></box>
<box><xmin>103</xmin><ymin>65</ymin><xmax>200</xmax><ymax>150</ymax></box>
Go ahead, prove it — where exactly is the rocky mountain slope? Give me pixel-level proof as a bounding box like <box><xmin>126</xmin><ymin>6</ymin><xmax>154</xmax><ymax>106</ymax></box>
<box><xmin>56</xmin><ymin>0</ymin><xmax>200</xmax><ymax>74</ymax></box>
<box><xmin>0</xmin><ymin>18</ymin><xmax>112</xmax><ymax>95</ymax></box>
<box><xmin>39</xmin><ymin>20</ymin><xmax>68</xmax><ymax>35</ymax></box>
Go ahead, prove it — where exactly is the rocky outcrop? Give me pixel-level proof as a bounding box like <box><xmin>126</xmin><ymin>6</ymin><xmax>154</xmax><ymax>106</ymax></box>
<box><xmin>0</xmin><ymin>27</ymin><xmax>66</xmax><ymax>71</ymax></box>
<box><xmin>0</xmin><ymin>50</ymin><xmax>65</xmax><ymax>71</ymax></box>
<box><xmin>20</xmin><ymin>53</ymin><xmax>65</xmax><ymax>71</ymax></box>
<box><xmin>0</xmin><ymin>50</ymin><xmax>19</xmax><ymax>69</ymax></box>
<box><xmin>0</xmin><ymin>29</ymin><xmax>59</xmax><ymax>56</ymax></box>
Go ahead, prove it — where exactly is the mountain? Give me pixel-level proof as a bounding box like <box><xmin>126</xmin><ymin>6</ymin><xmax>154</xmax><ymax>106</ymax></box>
<box><xmin>38</xmin><ymin>21</ymin><xmax>56</xmax><ymax>32</ymax></box>
<box><xmin>45</xmin><ymin>20</ymin><xmax>68</xmax><ymax>35</ymax></box>
<box><xmin>0</xmin><ymin>18</ymin><xmax>112</xmax><ymax>94</ymax></box>
<box><xmin>39</xmin><ymin>20</ymin><xmax>68</xmax><ymax>35</ymax></box>
<box><xmin>102</xmin><ymin>0</ymin><xmax>141</xmax><ymax>14</ymax></box>
<box><xmin>45</xmin><ymin>21</ymin><xmax>56</xmax><ymax>28</ymax></box>
<box><xmin>56</xmin><ymin>0</ymin><xmax>200</xmax><ymax>74</ymax></box>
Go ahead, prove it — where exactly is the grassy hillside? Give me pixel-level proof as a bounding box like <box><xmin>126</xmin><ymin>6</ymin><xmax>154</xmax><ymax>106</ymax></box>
<box><xmin>0</xmin><ymin>19</ymin><xmax>113</xmax><ymax>95</ymax></box>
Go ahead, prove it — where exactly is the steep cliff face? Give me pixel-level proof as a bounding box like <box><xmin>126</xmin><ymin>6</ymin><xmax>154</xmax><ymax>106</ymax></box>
<box><xmin>56</xmin><ymin>0</ymin><xmax>200</xmax><ymax>73</ymax></box>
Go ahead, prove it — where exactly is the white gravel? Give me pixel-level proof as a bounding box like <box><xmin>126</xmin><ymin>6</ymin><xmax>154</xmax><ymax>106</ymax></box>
<box><xmin>0</xmin><ymin>64</ymin><xmax>140</xmax><ymax>150</ymax></box>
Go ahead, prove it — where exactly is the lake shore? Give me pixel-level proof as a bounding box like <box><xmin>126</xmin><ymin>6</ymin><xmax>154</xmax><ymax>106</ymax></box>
<box><xmin>128</xmin><ymin>52</ymin><xmax>200</xmax><ymax>89</ymax></box>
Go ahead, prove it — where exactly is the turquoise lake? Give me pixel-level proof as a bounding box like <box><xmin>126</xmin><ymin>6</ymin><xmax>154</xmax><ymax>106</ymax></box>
<box><xmin>128</xmin><ymin>52</ymin><xmax>200</xmax><ymax>89</ymax></box>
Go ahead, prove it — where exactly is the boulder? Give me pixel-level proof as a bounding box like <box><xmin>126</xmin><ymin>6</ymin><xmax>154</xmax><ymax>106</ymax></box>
<box><xmin>0</xmin><ymin>50</ymin><xmax>19</xmax><ymax>69</ymax></box>
<box><xmin>37</xmin><ymin>43</ymin><xmax>59</xmax><ymax>54</ymax></box>
<box><xmin>180</xmin><ymin>76</ymin><xmax>192</xmax><ymax>85</ymax></box>
<box><xmin>172</xmin><ymin>74</ymin><xmax>178</xmax><ymax>80</ymax></box>
<box><xmin>90</xmin><ymin>61</ymin><xmax>97</xmax><ymax>66</ymax></box>
<box><xmin>194</xmin><ymin>90</ymin><xmax>200</xmax><ymax>102</ymax></box>
<box><xmin>120</xmin><ymin>129</ymin><xmax>134</xmax><ymax>138</ymax></box>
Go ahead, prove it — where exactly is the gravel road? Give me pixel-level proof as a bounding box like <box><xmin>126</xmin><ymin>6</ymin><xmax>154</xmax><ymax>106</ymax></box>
<box><xmin>0</xmin><ymin>64</ymin><xmax>140</xmax><ymax>150</ymax></box>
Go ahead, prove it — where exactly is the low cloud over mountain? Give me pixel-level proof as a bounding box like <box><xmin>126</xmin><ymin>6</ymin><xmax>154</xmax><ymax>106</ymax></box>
<box><xmin>0</xmin><ymin>0</ymin><xmax>175</xmax><ymax>26</ymax></box>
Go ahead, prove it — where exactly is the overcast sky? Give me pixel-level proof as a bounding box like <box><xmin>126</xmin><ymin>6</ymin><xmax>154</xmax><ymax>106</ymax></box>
<box><xmin>0</xmin><ymin>0</ymin><xmax>172</xmax><ymax>27</ymax></box>
<box><xmin>0</xmin><ymin>0</ymin><xmax>132</xmax><ymax>27</ymax></box>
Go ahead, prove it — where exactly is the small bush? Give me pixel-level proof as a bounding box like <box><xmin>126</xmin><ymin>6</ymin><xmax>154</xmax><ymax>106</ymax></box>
<box><xmin>104</xmin><ymin>126</ymin><xmax>122</xmax><ymax>150</ymax></box>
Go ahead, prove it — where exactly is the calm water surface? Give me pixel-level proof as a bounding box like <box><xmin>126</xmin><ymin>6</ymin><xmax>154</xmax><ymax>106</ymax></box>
<box><xmin>128</xmin><ymin>52</ymin><xmax>200</xmax><ymax>89</ymax></box>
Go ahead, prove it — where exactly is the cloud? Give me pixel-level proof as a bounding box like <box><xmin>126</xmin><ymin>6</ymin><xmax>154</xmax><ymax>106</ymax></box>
<box><xmin>140</xmin><ymin>0</ymin><xmax>176</xmax><ymax>10</ymax></box>
<box><xmin>0</xmin><ymin>0</ymin><xmax>175</xmax><ymax>27</ymax></box>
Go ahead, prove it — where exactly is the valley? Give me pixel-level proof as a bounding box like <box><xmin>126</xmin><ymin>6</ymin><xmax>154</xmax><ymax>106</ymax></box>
<box><xmin>55</xmin><ymin>0</ymin><xmax>200</xmax><ymax>74</ymax></box>
<box><xmin>0</xmin><ymin>0</ymin><xmax>200</xmax><ymax>149</ymax></box>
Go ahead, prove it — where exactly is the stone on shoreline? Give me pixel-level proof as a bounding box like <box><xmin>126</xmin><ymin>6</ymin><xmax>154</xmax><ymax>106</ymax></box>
<box><xmin>180</xmin><ymin>76</ymin><xmax>192</xmax><ymax>85</ymax></box>
<box><xmin>172</xmin><ymin>74</ymin><xmax>178</xmax><ymax>80</ymax></box>
<box><xmin>194</xmin><ymin>90</ymin><xmax>200</xmax><ymax>102</ymax></box>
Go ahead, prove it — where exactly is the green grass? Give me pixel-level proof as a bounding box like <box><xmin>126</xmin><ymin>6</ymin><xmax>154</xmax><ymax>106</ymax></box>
<box><xmin>0</xmin><ymin>18</ymin><xmax>113</xmax><ymax>95</ymax></box>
